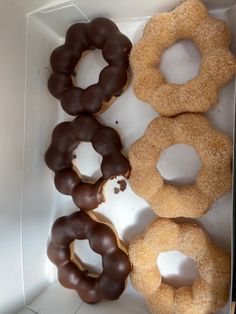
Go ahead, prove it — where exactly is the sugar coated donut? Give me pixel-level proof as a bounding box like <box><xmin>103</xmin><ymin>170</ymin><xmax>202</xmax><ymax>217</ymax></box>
<box><xmin>48</xmin><ymin>211</ymin><xmax>131</xmax><ymax>303</ymax></box>
<box><xmin>45</xmin><ymin>114</ymin><xmax>130</xmax><ymax>210</ymax></box>
<box><xmin>130</xmin><ymin>0</ymin><xmax>236</xmax><ymax>116</ymax></box>
<box><xmin>48</xmin><ymin>17</ymin><xmax>132</xmax><ymax>115</ymax></box>
<box><xmin>129</xmin><ymin>218</ymin><xmax>230</xmax><ymax>314</ymax></box>
<box><xmin>129</xmin><ymin>114</ymin><xmax>232</xmax><ymax>218</ymax></box>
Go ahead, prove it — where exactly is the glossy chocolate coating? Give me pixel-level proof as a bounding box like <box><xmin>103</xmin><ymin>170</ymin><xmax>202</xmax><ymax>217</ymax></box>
<box><xmin>48</xmin><ymin>17</ymin><xmax>132</xmax><ymax>115</ymax></box>
<box><xmin>45</xmin><ymin>114</ymin><xmax>130</xmax><ymax>210</ymax></box>
<box><xmin>47</xmin><ymin>211</ymin><xmax>131</xmax><ymax>303</ymax></box>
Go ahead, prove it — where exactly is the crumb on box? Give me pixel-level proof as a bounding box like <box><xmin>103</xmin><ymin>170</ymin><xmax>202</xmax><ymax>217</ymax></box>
<box><xmin>113</xmin><ymin>179</ymin><xmax>127</xmax><ymax>194</ymax></box>
<box><xmin>118</xmin><ymin>179</ymin><xmax>127</xmax><ymax>192</ymax></box>
<box><xmin>114</xmin><ymin>187</ymin><xmax>120</xmax><ymax>194</ymax></box>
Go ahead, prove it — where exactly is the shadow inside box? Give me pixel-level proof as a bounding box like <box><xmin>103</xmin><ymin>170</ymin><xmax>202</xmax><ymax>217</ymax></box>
<box><xmin>161</xmin><ymin>256</ymin><xmax>199</xmax><ymax>289</ymax></box>
<box><xmin>78</xmin><ymin>168</ymin><xmax>102</xmax><ymax>182</ymax></box>
<box><xmin>76</xmin><ymin>289</ymin><xmax>147</xmax><ymax>314</ymax></box>
<box><xmin>172</xmin><ymin>216</ymin><xmax>199</xmax><ymax>224</ymax></box>
<box><xmin>123</xmin><ymin>206</ymin><xmax>157</xmax><ymax>244</ymax></box>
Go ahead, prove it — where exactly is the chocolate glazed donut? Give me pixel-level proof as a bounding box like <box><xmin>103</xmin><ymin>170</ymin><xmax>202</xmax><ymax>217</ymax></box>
<box><xmin>47</xmin><ymin>211</ymin><xmax>131</xmax><ymax>304</ymax></box>
<box><xmin>45</xmin><ymin>114</ymin><xmax>130</xmax><ymax>210</ymax></box>
<box><xmin>48</xmin><ymin>17</ymin><xmax>132</xmax><ymax>115</ymax></box>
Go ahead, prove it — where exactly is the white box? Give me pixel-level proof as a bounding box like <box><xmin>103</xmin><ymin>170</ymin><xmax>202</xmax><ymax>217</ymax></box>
<box><xmin>1</xmin><ymin>0</ymin><xmax>235</xmax><ymax>313</ymax></box>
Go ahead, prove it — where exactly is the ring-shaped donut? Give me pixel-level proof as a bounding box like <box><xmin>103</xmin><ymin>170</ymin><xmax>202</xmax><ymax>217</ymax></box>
<box><xmin>45</xmin><ymin>114</ymin><xmax>130</xmax><ymax>210</ymax></box>
<box><xmin>48</xmin><ymin>17</ymin><xmax>132</xmax><ymax>115</ymax></box>
<box><xmin>129</xmin><ymin>114</ymin><xmax>232</xmax><ymax>218</ymax></box>
<box><xmin>48</xmin><ymin>211</ymin><xmax>131</xmax><ymax>304</ymax></box>
<box><xmin>130</xmin><ymin>0</ymin><xmax>236</xmax><ymax>116</ymax></box>
<box><xmin>129</xmin><ymin>218</ymin><xmax>230</xmax><ymax>314</ymax></box>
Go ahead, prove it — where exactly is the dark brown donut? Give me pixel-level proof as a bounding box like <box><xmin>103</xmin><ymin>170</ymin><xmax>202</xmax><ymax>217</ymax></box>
<box><xmin>47</xmin><ymin>211</ymin><xmax>131</xmax><ymax>304</ymax></box>
<box><xmin>45</xmin><ymin>114</ymin><xmax>130</xmax><ymax>210</ymax></box>
<box><xmin>48</xmin><ymin>17</ymin><xmax>132</xmax><ymax>115</ymax></box>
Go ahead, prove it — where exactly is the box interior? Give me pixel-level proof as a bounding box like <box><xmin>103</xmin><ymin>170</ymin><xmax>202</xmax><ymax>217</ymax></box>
<box><xmin>2</xmin><ymin>1</ymin><xmax>236</xmax><ymax>313</ymax></box>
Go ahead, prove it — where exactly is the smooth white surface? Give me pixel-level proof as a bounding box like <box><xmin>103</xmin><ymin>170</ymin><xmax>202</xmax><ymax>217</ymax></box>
<box><xmin>0</xmin><ymin>1</ymin><xmax>26</xmax><ymax>314</ymax></box>
<box><xmin>157</xmin><ymin>144</ymin><xmax>202</xmax><ymax>186</ymax></box>
<box><xmin>18</xmin><ymin>281</ymin><xmax>148</xmax><ymax>314</ymax></box>
<box><xmin>74</xmin><ymin>240</ymin><xmax>103</xmax><ymax>274</ymax></box>
<box><xmin>18</xmin><ymin>283</ymin><xmax>83</xmax><ymax>314</ymax></box>
<box><xmin>73</xmin><ymin>143</ymin><xmax>103</xmax><ymax>181</ymax></box>
<box><xmin>75</xmin><ymin>50</ymin><xmax>107</xmax><ymax>89</ymax></box>
<box><xmin>73</xmin><ymin>0</ymin><xmax>236</xmax><ymax>19</ymax></box>
<box><xmin>157</xmin><ymin>251</ymin><xmax>199</xmax><ymax>288</ymax></box>
<box><xmin>159</xmin><ymin>39</ymin><xmax>202</xmax><ymax>84</ymax></box>
<box><xmin>0</xmin><ymin>0</ymin><xmax>235</xmax><ymax>313</ymax></box>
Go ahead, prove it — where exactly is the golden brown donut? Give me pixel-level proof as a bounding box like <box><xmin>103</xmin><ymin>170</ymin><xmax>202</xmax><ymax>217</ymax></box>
<box><xmin>129</xmin><ymin>114</ymin><xmax>232</xmax><ymax>218</ymax></box>
<box><xmin>129</xmin><ymin>218</ymin><xmax>231</xmax><ymax>314</ymax></box>
<box><xmin>130</xmin><ymin>0</ymin><xmax>236</xmax><ymax>116</ymax></box>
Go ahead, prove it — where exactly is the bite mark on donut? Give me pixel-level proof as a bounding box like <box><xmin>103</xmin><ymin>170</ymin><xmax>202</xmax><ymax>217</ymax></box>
<box><xmin>45</xmin><ymin>114</ymin><xmax>130</xmax><ymax>211</ymax></box>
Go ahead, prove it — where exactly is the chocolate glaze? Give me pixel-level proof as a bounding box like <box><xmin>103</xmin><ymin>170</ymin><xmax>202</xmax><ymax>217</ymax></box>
<box><xmin>45</xmin><ymin>114</ymin><xmax>130</xmax><ymax>210</ymax></box>
<box><xmin>114</xmin><ymin>187</ymin><xmax>120</xmax><ymax>194</ymax></box>
<box><xmin>113</xmin><ymin>180</ymin><xmax>127</xmax><ymax>194</ymax></box>
<box><xmin>48</xmin><ymin>17</ymin><xmax>132</xmax><ymax>115</ymax></box>
<box><xmin>118</xmin><ymin>179</ymin><xmax>127</xmax><ymax>192</ymax></box>
<box><xmin>47</xmin><ymin>211</ymin><xmax>131</xmax><ymax>304</ymax></box>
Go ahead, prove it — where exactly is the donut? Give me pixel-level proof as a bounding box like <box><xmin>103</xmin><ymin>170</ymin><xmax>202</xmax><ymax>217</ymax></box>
<box><xmin>129</xmin><ymin>113</ymin><xmax>232</xmax><ymax>218</ymax></box>
<box><xmin>129</xmin><ymin>218</ymin><xmax>231</xmax><ymax>314</ymax></box>
<box><xmin>48</xmin><ymin>17</ymin><xmax>132</xmax><ymax>115</ymax></box>
<box><xmin>45</xmin><ymin>114</ymin><xmax>130</xmax><ymax>210</ymax></box>
<box><xmin>130</xmin><ymin>0</ymin><xmax>236</xmax><ymax>116</ymax></box>
<box><xmin>47</xmin><ymin>210</ymin><xmax>131</xmax><ymax>303</ymax></box>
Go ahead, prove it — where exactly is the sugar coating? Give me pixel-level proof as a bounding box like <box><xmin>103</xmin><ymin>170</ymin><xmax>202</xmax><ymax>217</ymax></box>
<box><xmin>130</xmin><ymin>0</ymin><xmax>236</xmax><ymax>116</ymax></box>
<box><xmin>128</xmin><ymin>219</ymin><xmax>230</xmax><ymax>314</ymax></box>
<box><xmin>129</xmin><ymin>113</ymin><xmax>232</xmax><ymax>218</ymax></box>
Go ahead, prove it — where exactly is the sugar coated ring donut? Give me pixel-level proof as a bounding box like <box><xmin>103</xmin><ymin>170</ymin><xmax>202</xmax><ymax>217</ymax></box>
<box><xmin>130</xmin><ymin>0</ymin><xmax>236</xmax><ymax>116</ymax></box>
<box><xmin>48</xmin><ymin>211</ymin><xmax>131</xmax><ymax>304</ymax></box>
<box><xmin>129</xmin><ymin>113</ymin><xmax>232</xmax><ymax>218</ymax></box>
<box><xmin>45</xmin><ymin>114</ymin><xmax>130</xmax><ymax>210</ymax></box>
<box><xmin>48</xmin><ymin>17</ymin><xmax>132</xmax><ymax>115</ymax></box>
<box><xmin>129</xmin><ymin>218</ymin><xmax>231</xmax><ymax>314</ymax></box>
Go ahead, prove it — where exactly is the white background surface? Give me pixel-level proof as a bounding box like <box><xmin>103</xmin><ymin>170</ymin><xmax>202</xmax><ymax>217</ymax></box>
<box><xmin>0</xmin><ymin>0</ymin><xmax>236</xmax><ymax>313</ymax></box>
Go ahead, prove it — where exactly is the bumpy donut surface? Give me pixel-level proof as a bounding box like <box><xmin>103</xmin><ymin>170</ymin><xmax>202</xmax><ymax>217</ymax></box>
<box><xmin>48</xmin><ymin>211</ymin><xmax>131</xmax><ymax>304</ymax></box>
<box><xmin>129</xmin><ymin>114</ymin><xmax>232</xmax><ymax>218</ymax></box>
<box><xmin>45</xmin><ymin>114</ymin><xmax>130</xmax><ymax>210</ymax></box>
<box><xmin>48</xmin><ymin>17</ymin><xmax>132</xmax><ymax>115</ymax></box>
<box><xmin>129</xmin><ymin>218</ymin><xmax>230</xmax><ymax>314</ymax></box>
<box><xmin>130</xmin><ymin>0</ymin><xmax>236</xmax><ymax>116</ymax></box>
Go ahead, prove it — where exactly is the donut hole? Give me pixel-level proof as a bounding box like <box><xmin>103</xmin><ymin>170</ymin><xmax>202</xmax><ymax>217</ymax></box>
<box><xmin>74</xmin><ymin>49</ymin><xmax>108</xmax><ymax>88</ymax></box>
<box><xmin>157</xmin><ymin>250</ymin><xmax>199</xmax><ymax>289</ymax></box>
<box><xmin>156</xmin><ymin>144</ymin><xmax>202</xmax><ymax>186</ymax></box>
<box><xmin>159</xmin><ymin>40</ymin><xmax>201</xmax><ymax>84</ymax></box>
<box><xmin>73</xmin><ymin>239</ymin><xmax>103</xmax><ymax>275</ymax></box>
<box><xmin>73</xmin><ymin>142</ymin><xmax>103</xmax><ymax>182</ymax></box>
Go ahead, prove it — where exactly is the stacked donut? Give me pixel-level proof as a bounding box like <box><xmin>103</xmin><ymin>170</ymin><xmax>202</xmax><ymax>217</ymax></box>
<box><xmin>45</xmin><ymin>1</ymin><xmax>236</xmax><ymax>313</ymax></box>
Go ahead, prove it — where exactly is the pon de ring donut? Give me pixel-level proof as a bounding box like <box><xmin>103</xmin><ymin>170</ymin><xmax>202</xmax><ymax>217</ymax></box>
<box><xmin>48</xmin><ymin>211</ymin><xmax>131</xmax><ymax>304</ymax></box>
<box><xmin>45</xmin><ymin>114</ymin><xmax>130</xmax><ymax>211</ymax></box>
<box><xmin>129</xmin><ymin>218</ymin><xmax>230</xmax><ymax>314</ymax></box>
<box><xmin>130</xmin><ymin>0</ymin><xmax>236</xmax><ymax>116</ymax></box>
<box><xmin>129</xmin><ymin>113</ymin><xmax>232</xmax><ymax>218</ymax></box>
<box><xmin>48</xmin><ymin>17</ymin><xmax>132</xmax><ymax>115</ymax></box>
